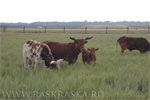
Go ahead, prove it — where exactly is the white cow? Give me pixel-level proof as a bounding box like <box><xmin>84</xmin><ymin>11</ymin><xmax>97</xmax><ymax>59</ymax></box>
<box><xmin>23</xmin><ymin>40</ymin><xmax>63</xmax><ymax>70</ymax></box>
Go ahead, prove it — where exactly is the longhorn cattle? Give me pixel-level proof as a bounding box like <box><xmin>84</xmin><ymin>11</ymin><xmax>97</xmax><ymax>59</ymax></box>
<box><xmin>23</xmin><ymin>40</ymin><xmax>63</xmax><ymax>70</ymax></box>
<box><xmin>43</xmin><ymin>37</ymin><xmax>93</xmax><ymax>64</ymax></box>
<box><xmin>117</xmin><ymin>36</ymin><xmax>150</xmax><ymax>54</ymax></box>
<box><xmin>82</xmin><ymin>48</ymin><xmax>99</xmax><ymax>65</ymax></box>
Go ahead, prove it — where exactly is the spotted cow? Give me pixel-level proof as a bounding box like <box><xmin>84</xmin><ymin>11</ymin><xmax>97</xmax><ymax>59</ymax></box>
<box><xmin>23</xmin><ymin>40</ymin><xmax>63</xmax><ymax>70</ymax></box>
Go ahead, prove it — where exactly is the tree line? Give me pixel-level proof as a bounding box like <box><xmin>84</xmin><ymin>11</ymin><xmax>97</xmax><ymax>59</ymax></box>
<box><xmin>0</xmin><ymin>21</ymin><xmax>150</xmax><ymax>29</ymax></box>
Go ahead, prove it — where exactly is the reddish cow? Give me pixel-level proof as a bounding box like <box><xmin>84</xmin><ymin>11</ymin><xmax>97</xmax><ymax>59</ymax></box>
<box><xmin>117</xmin><ymin>36</ymin><xmax>150</xmax><ymax>54</ymax></box>
<box><xmin>43</xmin><ymin>37</ymin><xmax>93</xmax><ymax>64</ymax></box>
<box><xmin>82</xmin><ymin>48</ymin><xmax>99</xmax><ymax>65</ymax></box>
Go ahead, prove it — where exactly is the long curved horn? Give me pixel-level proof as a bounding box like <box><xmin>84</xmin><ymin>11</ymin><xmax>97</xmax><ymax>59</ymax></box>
<box><xmin>85</xmin><ymin>36</ymin><xmax>93</xmax><ymax>40</ymax></box>
<box><xmin>70</xmin><ymin>37</ymin><xmax>76</xmax><ymax>41</ymax></box>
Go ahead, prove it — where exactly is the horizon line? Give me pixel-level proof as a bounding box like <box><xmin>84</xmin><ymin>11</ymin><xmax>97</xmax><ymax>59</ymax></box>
<box><xmin>0</xmin><ymin>20</ymin><xmax>150</xmax><ymax>24</ymax></box>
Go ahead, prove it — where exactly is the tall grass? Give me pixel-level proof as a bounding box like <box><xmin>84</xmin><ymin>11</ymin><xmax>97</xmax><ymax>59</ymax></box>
<box><xmin>0</xmin><ymin>32</ymin><xmax>149</xmax><ymax>99</ymax></box>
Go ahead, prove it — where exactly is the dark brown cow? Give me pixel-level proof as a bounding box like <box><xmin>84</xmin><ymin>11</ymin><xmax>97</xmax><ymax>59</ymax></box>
<box><xmin>117</xmin><ymin>36</ymin><xmax>150</xmax><ymax>54</ymax></box>
<box><xmin>43</xmin><ymin>37</ymin><xmax>93</xmax><ymax>64</ymax></box>
<box><xmin>82</xmin><ymin>48</ymin><xmax>99</xmax><ymax>65</ymax></box>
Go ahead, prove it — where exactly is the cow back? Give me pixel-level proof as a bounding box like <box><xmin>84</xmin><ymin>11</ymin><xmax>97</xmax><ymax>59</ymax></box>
<box><xmin>43</xmin><ymin>41</ymin><xmax>80</xmax><ymax>60</ymax></box>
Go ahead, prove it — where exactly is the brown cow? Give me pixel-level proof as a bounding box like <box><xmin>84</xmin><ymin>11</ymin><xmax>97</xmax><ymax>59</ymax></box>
<box><xmin>43</xmin><ymin>36</ymin><xmax>93</xmax><ymax>64</ymax></box>
<box><xmin>82</xmin><ymin>48</ymin><xmax>99</xmax><ymax>65</ymax></box>
<box><xmin>117</xmin><ymin>36</ymin><xmax>150</xmax><ymax>54</ymax></box>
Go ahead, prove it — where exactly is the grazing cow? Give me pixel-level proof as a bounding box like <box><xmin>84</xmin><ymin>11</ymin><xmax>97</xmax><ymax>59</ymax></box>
<box><xmin>23</xmin><ymin>40</ymin><xmax>63</xmax><ymax>70</ymax></box>
<box><xmin>43</xmin><ymin>36</ymin><xmax>93</xmax><ymax>64</ymax></box>
<box><xmin>82</xmin><ymin>48</ymin><xmax>99</xmax><ymax>65</ymax></box>
<box><xmin>117</xmin><ymin>36</ymin><xmax>150</xmax><ymax>54</ymax></box>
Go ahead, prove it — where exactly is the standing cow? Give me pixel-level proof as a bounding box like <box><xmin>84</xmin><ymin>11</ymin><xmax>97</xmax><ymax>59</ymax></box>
<box><xmin>43</xmin><ymin>36</ymin><xmax>93</xmax><ymax>64</ymax></box>
<box><xmin>117</xmin><ymin>36</ymin><xmax>150</xmax><ymax>54</ymax></box>
<box><xmin>23</xmin><ymin>40</ymin><xmax>63</xmax><ymax>70</ymax></box>
<box><xmin>82</xmin><ymin>48</ymin><xmax>99</xmax><ymax>65</ymax></box>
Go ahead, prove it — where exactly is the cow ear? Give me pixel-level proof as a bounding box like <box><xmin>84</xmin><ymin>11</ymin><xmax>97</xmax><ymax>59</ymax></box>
<box><xmin>50</xmin><ymin>61</ymin><xmax>55</xmax><ymax>64</ymax></box>
<box><xmin>82</xmin><ymin>48</ymin><xmax>86</xmax><ymax>53</ymax></box>
<box><xmin>84</xmin><ymin>41</ymin><xmax>88</xmax><ymax>44</ymax></box>
<box><xmin>56</xmin><ymin>59</ymin><xmax>63</xmax><ymax>65</ymax></box>
<box><xmin>57</xmin><ymin>59</ymin><xmax>63</xmax><ymax>62</ymax></box>
<box><xmin>95</xmin><ymin>48</ymin><xmax>99</xmax><ymax>51</ymax></box>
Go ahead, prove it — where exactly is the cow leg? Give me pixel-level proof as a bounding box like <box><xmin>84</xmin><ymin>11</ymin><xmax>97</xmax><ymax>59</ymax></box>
<box><xmin>34</xmin><ymin>59</ymin><xmax>38</xmax><ymax>70</ymax></box>
<box><xmin>23</xmin><ymin>50</ymin><xmax>28</xmax><ymax>68</ymax></box>
<box><xmin>68</xmin><ymin>61</ymin><xmax>73</xmax><ymax>64</ymax></box>
<box><xmin>56</xmin><ymin>59</ymin><xmax>63</xmax><ymax>70</ymax></box>
<box><xmin>67</xmin><ymin>58</ymin><xmax>74</xmax><ymax>64</ymax></box>
<box><xmin>69</xmin><ymin>59</ymin><xmax>77</xmax><ymax>64</ymax></box>
<box><xmin>83</xmin><ymin>61</ymin><xmax>86</xmax><ymax>64</ymax></box>
<box><xmin>120</xmin><ymin>43</ymin><xmax>126</xmax><ymax>54</ymax></box>
<box><xmin>34</xmin><ymin>63</ymin><xmax>38</xmax><ymax>70</ymax></box>
<box><xmin>31</xmin><ymin>61</ymin><xmax>35</xmax><ymax>69</ymax></box>
<box><xmin>93</xmin><ymin>58</ymin><xmax>96</xmax><ymax>65</ymax></box>
<box><xmin>24</xmin><ymin>57</ymin><xmax>29</xmax><ymax>68</ymax></box>
<box><xmin>121</xmin><ymin>48</ymin><xmax>125</xmax><ymax>54</ymax></box>
<box><xmin>138</xmin><ymin>48</ymin><xmax>146</xmax><ymax>53</ymax></box>
<box><xmin>93</xmin><ymin>61</ymin><xmax>96</xmax><ymax>66</ymax></box>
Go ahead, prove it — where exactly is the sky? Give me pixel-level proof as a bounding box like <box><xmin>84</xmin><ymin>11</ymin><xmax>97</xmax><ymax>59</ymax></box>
<box><xmin>0</xmin><ymin>0</ymin><xmax>149</xmax><ymax>23</ymax></box>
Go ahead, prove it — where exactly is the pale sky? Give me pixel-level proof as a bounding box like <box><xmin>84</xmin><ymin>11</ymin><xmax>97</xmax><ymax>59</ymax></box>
<box><xmin>0</xmin><ymin>0</ymin><xmax>149</xmax><ymax>23</ymax></box>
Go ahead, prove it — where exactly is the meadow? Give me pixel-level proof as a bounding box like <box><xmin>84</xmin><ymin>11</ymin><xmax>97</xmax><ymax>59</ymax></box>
<box><xmin>3</xmin><ymin>27</ymin><xmax>150</xmax><ymax>34</ymax></box>
<box><xmin>0</xmin><ymin>31</ymin><xmax>149</xmax><ymax>99</ymax></box>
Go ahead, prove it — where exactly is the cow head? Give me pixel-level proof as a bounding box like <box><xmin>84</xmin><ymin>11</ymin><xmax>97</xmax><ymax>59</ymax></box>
<box><xmin>49</xmin><ymin>59</ymin><xmax>64</xmax><ymax>70</ymax></box>
<box><xmin>70</xmin><ymin>36</ymin><xmax>93</xmax><ymax>51</ymax></box>
<box><xmin>87</xmin><ymin>48</ymin><xmax>99</xmax><ymax>55</ymax></box>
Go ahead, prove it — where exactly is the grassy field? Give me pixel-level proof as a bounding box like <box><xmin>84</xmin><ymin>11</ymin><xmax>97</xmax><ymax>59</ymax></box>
<box><xmin>0</xmin><ymin>32</ymin><xmax>149</xmax><ymax>99</ymax></box>
<box><xmin>2</xmin><ymin>28</ymin><xmax>150</xmax><ymax>34</ymax></box>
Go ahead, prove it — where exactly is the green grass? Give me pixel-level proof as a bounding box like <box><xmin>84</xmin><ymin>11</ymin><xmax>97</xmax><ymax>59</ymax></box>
<box><xmin>4</xmin><ymin>28</ymin><xmax>150</xmax><ymax>34</ymax></box>
<box><xmin>0</xmin><ymin>32</ymin><xmax>149</xmax><ymax>99</ymax></box>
